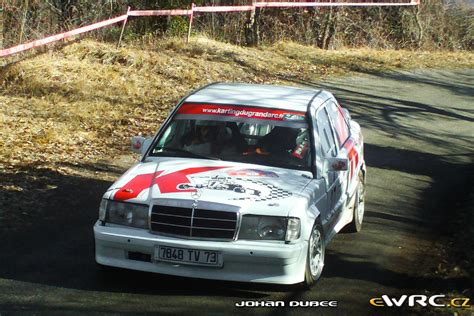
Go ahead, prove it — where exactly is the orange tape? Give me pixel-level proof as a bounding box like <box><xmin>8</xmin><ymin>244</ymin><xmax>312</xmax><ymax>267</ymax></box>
<box><xmin>0</xmin><ymin>14</ymin><xmax>127</xmax><ymax>57</ymax></box>
<box><xmin>0</xmin><ymin>0</ymin><xmax>419</xmax><ymax>58</ymax></box>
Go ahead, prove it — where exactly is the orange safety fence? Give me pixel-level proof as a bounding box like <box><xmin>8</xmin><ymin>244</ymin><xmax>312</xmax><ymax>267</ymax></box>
<box><xmin>0</xmin><ymin>0</ymin><xmax>420</xmax><ymax>58</ymax></box>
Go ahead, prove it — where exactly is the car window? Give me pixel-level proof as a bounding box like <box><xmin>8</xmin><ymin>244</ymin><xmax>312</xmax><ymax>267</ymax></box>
<box><xmin>316</xmin><ymin>108</ymin><xmax>337</xmax><ymax>157</ymax></box>
<box><xmin>326</xmin><ymin>101</ymin><xmax>349</xmax><ymax>147</ymax></box>
<box><xmin>150</xmin><ymin>103</ymin><xmax>313</xmax><ymax>171</ymax></box>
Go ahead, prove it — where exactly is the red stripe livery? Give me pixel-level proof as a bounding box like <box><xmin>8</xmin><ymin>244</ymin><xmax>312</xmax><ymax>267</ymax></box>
<box><xmin>113</xmin><ymin>166</ymin><xmax>228</xmax><ymax>201</ymax></box>
<box><xmin>344</xmin><ymin>139</ymin><xmax>359</xmax><ymax>179</ymax></box>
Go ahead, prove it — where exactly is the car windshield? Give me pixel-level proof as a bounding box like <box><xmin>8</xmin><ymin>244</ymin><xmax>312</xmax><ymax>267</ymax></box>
<box><xmin>150</xmin><ymin>103</ymin><xmax>312</xmax><ymax>171</ymax></box>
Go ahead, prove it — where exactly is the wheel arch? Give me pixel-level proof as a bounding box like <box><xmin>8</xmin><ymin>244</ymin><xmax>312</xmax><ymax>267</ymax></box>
<box><xmin>301</xmin><ymin>204</ymin><xmax>322</xmax><ymax>241</ymax></box>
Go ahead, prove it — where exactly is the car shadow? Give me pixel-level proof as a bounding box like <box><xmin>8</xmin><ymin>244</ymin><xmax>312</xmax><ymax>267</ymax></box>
<box><xmin>0</xmin><ymin>163</ymin><xmax>293</xmax><ymax>298</ymax></box>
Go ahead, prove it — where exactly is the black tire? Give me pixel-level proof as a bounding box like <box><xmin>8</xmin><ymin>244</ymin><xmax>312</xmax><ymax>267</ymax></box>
<box><xmin>346</xmin><ymin>172</ymin><xmax>365</xmax><ymax>233</ymax></box>
<box><xmin>302</xmin><ymin>222</ymin><xmax>325</xmax><ymax>289</ymax></box>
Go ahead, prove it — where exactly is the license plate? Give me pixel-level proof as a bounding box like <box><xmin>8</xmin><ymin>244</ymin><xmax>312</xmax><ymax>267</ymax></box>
<box><xmin>155</xmin><ymin>246</ymin><xmax>222</xmax><ymax>267</ymax></box>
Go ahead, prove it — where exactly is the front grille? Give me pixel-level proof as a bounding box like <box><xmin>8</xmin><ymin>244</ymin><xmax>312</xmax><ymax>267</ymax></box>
<box><xmin>150</xmin><ymin>205</ymin><xmax>237</xmax><ymax>240</ymax></box>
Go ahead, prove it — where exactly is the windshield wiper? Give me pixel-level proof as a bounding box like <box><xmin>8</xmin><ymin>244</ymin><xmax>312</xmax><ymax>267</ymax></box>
<box><xmin>152</xmin><ymin>147</ymin><xmax>221</xmax><ymax>160</ymax></box>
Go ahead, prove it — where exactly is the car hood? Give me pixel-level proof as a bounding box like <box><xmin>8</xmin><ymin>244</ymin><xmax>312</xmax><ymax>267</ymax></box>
<box><xmin>106</xmin><ymin>157</ymin><xmax>313</xmax><ymax>216</ymax></box>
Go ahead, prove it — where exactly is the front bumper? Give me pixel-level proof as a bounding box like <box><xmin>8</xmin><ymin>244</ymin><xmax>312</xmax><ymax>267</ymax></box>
<box><xmin>94</xmin><ymin>221</ymin><xmax>308</xmax><ymax>285</ymax></box>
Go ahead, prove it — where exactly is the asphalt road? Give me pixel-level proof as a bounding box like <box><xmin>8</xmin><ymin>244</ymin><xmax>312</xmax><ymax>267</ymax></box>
<box><xmin>0</xmin><ymin>69</ymin><xmax>472</xmax><ymax>315</ymax></box>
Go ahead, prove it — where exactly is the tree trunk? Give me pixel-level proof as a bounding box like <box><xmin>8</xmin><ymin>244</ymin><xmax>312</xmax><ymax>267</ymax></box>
<box><xmin>211</xmin><ymin>0</ymin><xmax>215</xmax><ymax>37</ymax></box>
<box><xmin>414</xmin><ymin>5</ymin><xmax>424</xmax><ymax>47</ymax></box>
<box><xmin>244</xmin><ymin>3</ymin><xmax>259</xmax><ymax>47</ymax></box>
<box><xmin>0</xmin><ymin>7</ymin><xmax>3</xmax><ymax>48</ymax></box>
<box><xmin>19</xmin><ymin>0</ymin><xmax>28</xmax><ymax>43</ymax></box>
<box><xmin>320</xmin><ymin>7</ymin><xmax>338</xmax><ymax>49</ymax></box>
<box><xmin>2</xmin><ymin>5</ymin><xmax>16</xmax><ymax>47</ymax></box>
<box><xmin>326</xmin><ymin>8</ymin><xmax>339</xmax><ymax>49</ymax></box>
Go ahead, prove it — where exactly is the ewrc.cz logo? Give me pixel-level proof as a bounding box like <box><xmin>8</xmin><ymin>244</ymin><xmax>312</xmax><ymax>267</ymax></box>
<box><xmin>370</xmin><ymin>295</ymin><xmax>471</xmax><ymax>308</ymax></box>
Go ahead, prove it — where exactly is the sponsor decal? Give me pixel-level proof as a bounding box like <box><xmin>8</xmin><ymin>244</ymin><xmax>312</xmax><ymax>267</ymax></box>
<box><xmin>180</xmin><ymin>175</ymin><xmax>293</xmax><ymax>202</ymax></box>
<box><xmin>370</xmin><ymin>295</ymin><xmax>471</xmax><ymax>308</ymax></box>
<box><xmin>177</xmin><ymin>176</ymin><xmax>262</xmax><ymax>197</ymax></box>
<box><xmin>154</xmin><ymin>166</ymin><xmax>228</xmax><ymax>194</ymax></box>
<box><xmin>113</xmin><ymin>167</ymin><xmax>293</xmax><ymax>202</ymax></box>
<box><xmin>235</xmin><ymin>300</ymin><xmax>338</xmax><ymax>308</ymax></box>
<box><xmin>283</xmin><ymin>113</ymin><xmax>305</xmax><ymax>121</ymax></box>
<box><xmin>177</xmin><ymin>103</ymin><xmax>306</xmax><ymax>121</ymax></box>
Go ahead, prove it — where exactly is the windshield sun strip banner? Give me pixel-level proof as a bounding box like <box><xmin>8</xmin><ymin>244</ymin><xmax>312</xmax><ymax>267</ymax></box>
<box><xmin>174</xmin><ymin>114</ymin><xmax>308</xmax><ymax>128</ymax></box>
<box><xmin>177</xmin><ymin>103</ymin><xmax>306</xmax><ymax>122</ymax></box>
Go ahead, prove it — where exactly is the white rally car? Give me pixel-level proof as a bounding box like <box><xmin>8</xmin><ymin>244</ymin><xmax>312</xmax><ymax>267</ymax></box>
<box><xmin>94</xmin><ymin>83</ymin><xmax>366</xmax><ymax>287</ymax></box>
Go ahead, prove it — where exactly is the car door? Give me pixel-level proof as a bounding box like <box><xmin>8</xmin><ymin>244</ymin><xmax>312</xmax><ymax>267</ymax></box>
<box><xmin>315</xmin><ymin>106</ymin><xmax>342</xmax><ymax>230</ymax></box>
<box><xmin>325</xmin><ymin>100</ymin><xmax>351</xmax><ymax>201</ymax></box>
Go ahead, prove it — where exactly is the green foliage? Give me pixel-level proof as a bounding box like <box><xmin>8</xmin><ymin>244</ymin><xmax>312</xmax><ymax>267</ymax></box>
<box><xmin>167</xmin><ymin>16</ymin><xmax>189</xmax><ymax>36</ymax></box>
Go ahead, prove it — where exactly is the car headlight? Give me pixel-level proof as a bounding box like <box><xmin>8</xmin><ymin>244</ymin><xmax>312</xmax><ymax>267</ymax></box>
<box><xmin>99</xmin><ymin>199</ymin><xmax>149</xmax><ymax>229</ymax></box>
<box><xmin>238</xmin><ymin>215</ymin><xmax>300</xmax><ymax>241</ymax></box>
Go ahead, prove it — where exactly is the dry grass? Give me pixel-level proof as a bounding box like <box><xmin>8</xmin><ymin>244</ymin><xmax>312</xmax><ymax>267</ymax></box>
<box><xmin>1</xmin><ymin>36</ymin><xmax>473</xmax><ymax>173</ymax></box>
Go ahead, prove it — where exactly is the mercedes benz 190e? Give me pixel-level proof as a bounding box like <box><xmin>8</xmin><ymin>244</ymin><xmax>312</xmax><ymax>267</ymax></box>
<box><xmin>94</xmin><ymin>83</ymin><xmax>366</xmax><ymax>287</ymax></box>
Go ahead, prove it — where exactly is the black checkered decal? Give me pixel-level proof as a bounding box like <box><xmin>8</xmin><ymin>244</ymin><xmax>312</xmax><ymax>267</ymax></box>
<box><xmin>229</xmin><ymin>178</ymin><xmax>292</xmax><ymax>202</ymax></box>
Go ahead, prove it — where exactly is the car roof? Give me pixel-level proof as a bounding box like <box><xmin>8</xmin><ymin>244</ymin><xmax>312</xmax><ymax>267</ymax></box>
<box><xmin>184</xmin><ymin>83</ymin><xmax>332</xmax><ymax>112</ymax></box>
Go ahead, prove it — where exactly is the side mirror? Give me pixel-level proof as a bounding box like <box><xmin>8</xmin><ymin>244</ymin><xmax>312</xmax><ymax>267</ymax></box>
<box><xmin>131</xmin><ymin>136</ymin><xmax>152</xmax><ymax>156</ymax></box>
<box><xmin>325</xmin><ymin>157</ymin><xmax>349</xmax><ymax>172</ymax></box>
<box><xmin>342</xmin><ymin>108</ymin><xmax>351</xmax><ymax>121</ymax></box>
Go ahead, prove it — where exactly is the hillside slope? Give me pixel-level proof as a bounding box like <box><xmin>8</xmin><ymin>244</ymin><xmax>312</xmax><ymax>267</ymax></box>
<box><xmin>1</xmin><ymin>37</ymin><xmax>473</xmax><ymax>172</ymax></box>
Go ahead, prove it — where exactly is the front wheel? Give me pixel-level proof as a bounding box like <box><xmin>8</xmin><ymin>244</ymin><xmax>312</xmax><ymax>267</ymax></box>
<box><xmin>303</xmin><ymin>222</ymin><xmax>325</xmax><ymax>289</ymax></box>
<box><xmin>346</xmin><ymin>172</ymin><xmax>365</xmax><ymax>233</ymax></box>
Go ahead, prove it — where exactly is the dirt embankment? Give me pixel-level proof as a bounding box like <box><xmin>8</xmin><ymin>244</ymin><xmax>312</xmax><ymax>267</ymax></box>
<box><xmin>1</xmin><ymin>37</ymin><xmax>473</xmax><ymax>173</ymax></box>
